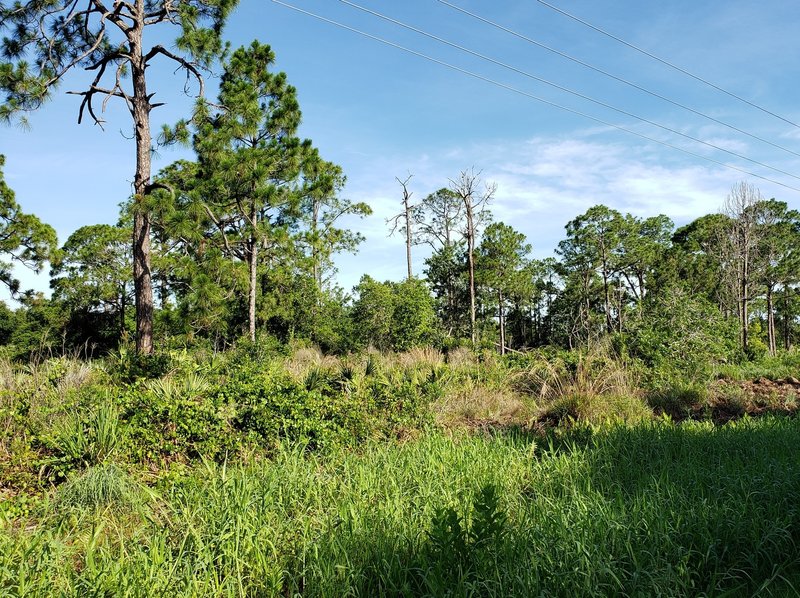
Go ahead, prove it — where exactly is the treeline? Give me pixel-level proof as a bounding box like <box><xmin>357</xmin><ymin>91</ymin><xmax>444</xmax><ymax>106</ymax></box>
<box><xmin>0</xmin><ymin>42</ymin><xmax>798</xmax><ymax>376</ymax></box>
<box><xmin>369</xmin><ymin>176</ymin><xmax>799</xmax><ymax>378</ymax></box>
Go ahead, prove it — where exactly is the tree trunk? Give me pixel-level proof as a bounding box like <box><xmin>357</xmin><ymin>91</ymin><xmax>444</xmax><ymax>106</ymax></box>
<box><xmin>741</xmin><ymin>253</ymin><xmax>749</xmax><ymax>352</ymax></box>
<box><xmin>131</xmin><ymin>19</ymin><xmax>154</xmax><ymax>355</ymax></box>
<box><xmin>312</xmin><ymin>200</ymin><xmax>321</xmax><ymax>290</ymax></box>
<box><xmin>405</xmin><ymin>199</ymin><xmax>413</xmax><ymax>280</ymax></box>
<box><xmin>248</xmin><ymin>212</ymin><xmax>258</xmax><ymax>343</ymax></box>
<box><xmin>394</xmin><ymin>176</ymin><xmax>414</xmax><ymax>280</ymax></box>
<box><xmin>498</xmin><ymin>290</ymin><xmax>505</xmax><ymax>355</ymax></box>
<box><xmin>767</xmin><ymin>284</ymin><xmax>776</xmax><ymax>355</ymax></box>
<box><xmin>120</xmin><ymin>287</ymin><xmax>126</xmax><ymax>337</ymax></box>
<box><xmin>466</xmin><ymin>203</ymin><xmax>477</xmax><ymax>345</ymax></box>
<box><xmin>446</xmin><ymin>280</ymin><xmax>455</xmax><ymax>336</ymax></box>
<box><xmin>785</xmin><ymin>289</ymin><xmax>792</xmax><ymax>351</ymax></box>
<box><xmin>159</xmin><ymin>280</ymin><xmax>168</xmax><ymax>309</ymax></box>
<box><xmin>601</xmin><ymin>260</ymin><xmax>613</xmax><ymax>334</ymax></box>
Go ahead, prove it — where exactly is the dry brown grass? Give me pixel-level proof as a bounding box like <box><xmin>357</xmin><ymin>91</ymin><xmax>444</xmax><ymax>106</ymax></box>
<box><xmin>444</xmin><ymin>346</ymin><xmax>477</xmax><ymax>369</ymax></box>
<box><xmin>515</xmin><ymin>342</ymin><xmax>650</xmax><ymax>425</ymax></box>
<box><xmin>283</xmin><ymin>345</ymin><xmax>340</xmax><ymax>381</ymax></box>
<box><xmin>431</xmin><ymin>352</ymin><xmax>536</xmax><ymax>428</ymax></box>
<box><xmin>433</xmin><ymin>380</ymin><xmax>533</xmax><ymax>427</ymax></box>
<box><xmin>385</xmin><ymin>347</ymin><xmax>444</xmax><ymax>371</ymax></box>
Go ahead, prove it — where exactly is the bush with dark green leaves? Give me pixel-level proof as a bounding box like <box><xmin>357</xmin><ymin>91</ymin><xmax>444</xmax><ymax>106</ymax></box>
<box><xmin>223</xmin><ymin>364</ymin><xmax>368</xmax><ymax>452</ymax></box>
<box><xmin>625</xmin><ymin>287</ymin><xmax>739</xmax><ymax>388</ymax></box>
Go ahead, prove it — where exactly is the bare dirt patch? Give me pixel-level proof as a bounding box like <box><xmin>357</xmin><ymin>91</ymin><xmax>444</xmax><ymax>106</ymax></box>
<box><xmin>705</xmin><ymin>377</ymin><xmax>800</xmax><ymax>422</ymax></box>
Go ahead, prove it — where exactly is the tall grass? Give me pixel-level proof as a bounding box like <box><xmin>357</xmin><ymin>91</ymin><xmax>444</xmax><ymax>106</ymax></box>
<box><xmin>517</xmin><ymin>342</ymin><xmax>650</xmax><ymax>425</ymax></box>
<box><xmin>3</xmin><ymin>417</ymin><xmax>800</xmax><ymax>596</ymax></box>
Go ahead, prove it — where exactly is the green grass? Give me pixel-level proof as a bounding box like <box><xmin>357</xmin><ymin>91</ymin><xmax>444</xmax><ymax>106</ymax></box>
<box><xmin>716</xmin><ymin>348</ymin><xmax>800</xmax><ymax>382</ymax></box>
<box><xmin>3</xmin><ymin>416</ymin><xmax>800</xmax><ymax>596</ymax></box>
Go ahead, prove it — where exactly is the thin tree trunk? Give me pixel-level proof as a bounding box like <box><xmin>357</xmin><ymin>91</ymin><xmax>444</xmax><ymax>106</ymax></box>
<box><xmin>392</xmin><ymin>176</ymin><xmax>414</xmax><ymax>280</ymax></box>
<box><xmin>447</xmin><ymin>281</ymin><xmax>455</xmax><ymax>335</ymax></box>
<box><xmin>131</xmin><ymin>18</ymin><xmax>154</xmax><ymax>355</ymax></box>
<box><xmin>785</xmin><ymin>289</ymin><xmax>792</xmax><ymax>351</ymax></box>
<box><xmin>405</xmin><ymin>201</ymin><xmax>413</xmax><ymax>280</ymax></box>
<box><xmin>248</xmin><ymin>208</ymin><xmax>258</xmax><ymax>343</ymax></box>
<box><xmin>466</xmin><ymin>203</ymin><xmax>477</xmax><ymax>345</ymax></box>
<box><xmin>767</xmin><ymin>284</ymin><xmax>776</xmax><ymax>355</ymax></box>
<box><xmin>312</xmin><ymin>201</ymin><xmax>321</xmax><ymax>290</ymax></box>
<box><xmin>498</xmin><ymin>290</ymin><xmax>505</xmax><ymax>355</ymax></box>
<box><xmin>159</xmin><ymin>276</ymin><xmax>169</xmax><ymax>310</ymax></box>
<box><xmin>583</xmin><ymin>271</ymin><xmax>591</xmax><ymax>338</ymax></box>
<box><xmin>601</xmin><ymin>260</ymin><xmax>612</xmax><ymax>334</ymax></box>
<box><xmin>741</xmin><ymin>255</ymin><xmax>749</xmax><ymax>352</ymax></box>
<box><xmin>310</xmin><ymin>200</ymin><xmax>320</xmax><ymax>344</ymax></box>
<box><xmin>120</xmin><ymin>287</ymin><xmax>126</xmax><ymax>337</ymax></box>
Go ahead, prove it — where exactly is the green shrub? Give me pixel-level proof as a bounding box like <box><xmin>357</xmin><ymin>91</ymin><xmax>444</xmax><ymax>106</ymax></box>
<box><xmin>105</xmin><ymin>344</ymin><xmax>172</xmax><ymax>382</ymax></box>
<box><xmin>626</xmin><ymin>287</ymin><xmax>739</xmax><ymax>388</ymax></box>
<box><xmin>121</xmin><ymin>377</ymin><xmax>238</xmax><ymax>462</ymax></box>
<box><xmin>221</xmin><ymin>365</ymin><xmax>370</xmax><ymax>451</ymax></box>
<box><xmin>358</xmin><ymin>369</ymin><xmax>437</xmax><ymax>435</ymax></box>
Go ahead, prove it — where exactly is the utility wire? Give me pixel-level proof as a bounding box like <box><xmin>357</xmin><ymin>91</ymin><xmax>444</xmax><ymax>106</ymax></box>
<box><xmin>437</xmin><ymin>0</ymin><xmax>800</xmax><ymax>159</ymax></box>
<box><xmin>338</xmin><ymin>0</ymin><xmax>800</xmax><ymax>182</ymax></box>
<box><xmin>534</xmin><ymin>0</ymin><xmax>800</xmax><ymax>129</ymax></box>
<box><xmin>270</xmin><ymin>1</ymin><xmax>800</xmax><ymax>193</ymax></box>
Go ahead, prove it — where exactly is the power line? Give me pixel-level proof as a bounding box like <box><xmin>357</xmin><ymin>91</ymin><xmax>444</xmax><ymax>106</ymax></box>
<box><xmin>436</xmin><ymin>0</ymin><xmax>800</xmax><ymax>159</ymax></box>
<box><xmin>270</xmin><ymin>1</ymin><xmax>800</xmax><ymax>194</ymax></box>
<box><xmin>337</xmin><ymin>0</ymin><xmax>800</xmax><ymax>182</ymax></box>
<box><xmin>534</xmin><ymin>0</ymin><xmax>800</xmax><ymax>129</ymax></box>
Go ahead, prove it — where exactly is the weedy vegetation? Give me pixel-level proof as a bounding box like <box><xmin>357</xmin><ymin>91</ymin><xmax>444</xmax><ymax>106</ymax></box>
<box><xmin>1</xmin><ymin>345</ymin><xmax>800</xmax><ymax>596</ymax></box>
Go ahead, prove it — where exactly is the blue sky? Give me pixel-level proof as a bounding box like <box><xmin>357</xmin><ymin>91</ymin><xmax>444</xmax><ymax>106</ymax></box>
<box><xmin>2</xmin><ymin>0</ymin><xmax>800</xmax><ymax>300</ymax></box>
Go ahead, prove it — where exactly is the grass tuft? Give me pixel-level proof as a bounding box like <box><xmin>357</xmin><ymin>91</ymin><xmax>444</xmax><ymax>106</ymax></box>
<box><xmin>55</xmin><ymin>462</ymin><xmax>145</xmax><ymax>513</ymax></box>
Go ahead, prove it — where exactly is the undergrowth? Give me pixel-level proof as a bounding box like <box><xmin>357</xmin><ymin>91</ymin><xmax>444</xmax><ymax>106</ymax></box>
<box><xmin>3</xmin><ymin>418</ymin><xmax>800</xmax><ymax>595</ymax></box>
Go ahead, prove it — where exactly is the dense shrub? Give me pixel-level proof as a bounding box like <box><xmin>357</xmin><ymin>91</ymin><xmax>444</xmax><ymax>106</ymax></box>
<box><xmin>625</xmin><ymin>287</ymin><xmax>739</xmax><ymax>388</ymax></box>
<box><xmin>224</xmin><ymin>365</ymin><xmax>368</xmax><ymax>451</ymax></box>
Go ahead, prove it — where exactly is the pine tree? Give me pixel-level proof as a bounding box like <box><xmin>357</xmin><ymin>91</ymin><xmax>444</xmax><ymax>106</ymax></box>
<box><xmin>1</xmin><ymin>0</ymin><xmax>238</xmax><ymax>353</ymax></box>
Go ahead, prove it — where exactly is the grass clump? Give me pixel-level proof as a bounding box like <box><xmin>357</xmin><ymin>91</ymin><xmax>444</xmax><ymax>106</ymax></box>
<box><xmin>54</xmin><ymin>462</ymin><xmax>145</xmax><ymax>514</ymax></box>
<box><xmin>647</xmin><ymin>383</ymin><xmax>709</xmax><ymax>419</ymax></box>
<box><xmin>716</xmin><ymin>348</ymin><xmax>800</xmax><ymax>381</ymax></box>
<box><xmin>519</xmin><ymin>343</ymin><xmax>649</xmax><ymax>426</ymax></box>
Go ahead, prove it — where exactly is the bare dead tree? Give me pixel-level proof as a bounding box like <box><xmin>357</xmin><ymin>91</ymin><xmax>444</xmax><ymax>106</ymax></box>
<box><xmin>449</xmin><ymin>168</ymin><xmax>496</xmax><ymax>345</ymax></box>
<box><xmin>720</xmin><ymin>182</ymin><xmax>764</xmax><ymax>353</ymax></box>
<box><xmin>387</xmin><ymin>174</ymin><xmax>417</xmax><ymax>280</ymax></box>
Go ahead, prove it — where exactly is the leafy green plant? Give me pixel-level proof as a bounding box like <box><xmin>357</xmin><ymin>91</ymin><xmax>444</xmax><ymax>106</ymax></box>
<box><xmin>122</xmin><ymin>376</ymin><xmax>235</xmax><ymax>462</ymax></box>
<box><xmin>44</xmin><ymin>400</ymin><xmax>123</xmax><ymax>469</ymax></box>
<box><xmin>224</xmin><ymin>367</ymin><xmax>368</xmax><ymax>451</ymax></box>
<box><xmin>106</xmin><ymin>344</ymin><xmax>172</xmax><ymax>381</ymax></box>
